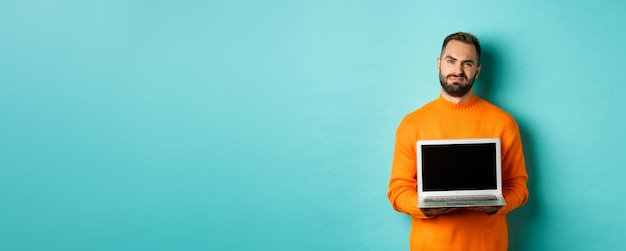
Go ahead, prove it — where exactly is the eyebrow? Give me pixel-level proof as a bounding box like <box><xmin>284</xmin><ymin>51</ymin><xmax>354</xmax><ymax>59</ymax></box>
<box><xmin>444</xmin><ymin>55</ymin><xmax>476</xmax><ymax>64</ymax></box>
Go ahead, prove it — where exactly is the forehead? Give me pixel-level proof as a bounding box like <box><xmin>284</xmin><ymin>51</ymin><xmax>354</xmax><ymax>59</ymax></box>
<box><xmin>441</xmin><ymin>40</ymin><xmax>479</xmax><ymax>61</ymax></box>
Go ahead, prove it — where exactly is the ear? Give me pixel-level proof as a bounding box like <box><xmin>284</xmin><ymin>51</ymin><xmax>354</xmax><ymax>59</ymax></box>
<box><xmin>474</xmin><ymin>64</ymin><xmax>482</xmax><ymax>79</ymax></box>
<box><xmin>436</xmin><ymin>58</ymin><xmax>441</xmax><ymax>72</ymax></box>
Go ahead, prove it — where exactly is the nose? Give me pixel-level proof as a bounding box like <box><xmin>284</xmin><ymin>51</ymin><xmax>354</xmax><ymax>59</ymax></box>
<box><xmin>458</xmin><ymin>61</ymin><xmax>466</xmax><ymax>71</ymax></box>
<box><xmin>452</xmin><ymin>62</ymin><xmax>464</xmax><ymax>75</ymax></box>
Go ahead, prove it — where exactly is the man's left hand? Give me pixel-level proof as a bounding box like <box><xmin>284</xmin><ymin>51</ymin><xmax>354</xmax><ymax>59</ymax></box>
<box><xmin>468</xmin><ymin>206</ymin><xmax>501</xmax><ymax>215</ymax></box>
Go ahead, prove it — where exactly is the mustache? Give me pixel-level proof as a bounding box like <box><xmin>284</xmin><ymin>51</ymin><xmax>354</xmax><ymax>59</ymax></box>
<box><xmin>446</xmin><ymin>73</ymin><xmax>467</xmax><ymax>79</ymax></box>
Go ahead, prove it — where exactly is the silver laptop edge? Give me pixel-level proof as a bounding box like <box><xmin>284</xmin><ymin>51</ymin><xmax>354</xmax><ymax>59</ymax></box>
<box><xmin>416</xmin><ymin>138</ymin><xmax>506</xmax><ymax>208</ymax></box>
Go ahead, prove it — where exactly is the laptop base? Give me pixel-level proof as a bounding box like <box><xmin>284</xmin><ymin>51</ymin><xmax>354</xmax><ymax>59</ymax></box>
<box><xmin>418</xmin><ymin>196</ymin><xmax>506</xmax><ymax>208</ymax></box>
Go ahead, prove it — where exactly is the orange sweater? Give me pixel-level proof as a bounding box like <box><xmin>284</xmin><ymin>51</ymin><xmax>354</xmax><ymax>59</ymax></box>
<box><xmin>388</xmin><ymin>95</ymin><xmax>528</xmax><ymax>251</ymax></box>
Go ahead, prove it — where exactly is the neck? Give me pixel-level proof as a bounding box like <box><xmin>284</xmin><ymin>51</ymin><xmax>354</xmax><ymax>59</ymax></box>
<box><xmin>441</xmin><ymin>89</ymin><xmax>474</xmax><ymax>104</ymax></box>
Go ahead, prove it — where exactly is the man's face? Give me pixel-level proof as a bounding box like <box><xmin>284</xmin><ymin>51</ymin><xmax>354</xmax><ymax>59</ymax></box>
<box><xmin>437</xmin><ymin>40</ymin><xmax>481</xmax><ymax>97</ymax></box>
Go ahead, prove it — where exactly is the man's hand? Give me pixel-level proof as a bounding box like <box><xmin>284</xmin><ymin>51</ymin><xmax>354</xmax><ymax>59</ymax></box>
<box><xmin>420</xmin><ymin>207</ymin><xmax>457</xmax><ymax>217</ymax></box>
<box><xmin>467</xmin><ymin>206</ymin><xmax>502</xmax><ymax>215</ymax></box>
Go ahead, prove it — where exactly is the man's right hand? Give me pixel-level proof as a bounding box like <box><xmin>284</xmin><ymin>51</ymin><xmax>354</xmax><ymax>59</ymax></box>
<box><xmin>420</xmin><ymin>207</ymin><xmax>457</xmax><ymax>217</ymax></box>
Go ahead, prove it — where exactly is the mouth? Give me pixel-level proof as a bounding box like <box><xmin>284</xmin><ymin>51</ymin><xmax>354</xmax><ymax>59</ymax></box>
<box><xmin>448</xmin><ymin>76</ymin><xmax>466</xmax><ymax>82</ymax></box>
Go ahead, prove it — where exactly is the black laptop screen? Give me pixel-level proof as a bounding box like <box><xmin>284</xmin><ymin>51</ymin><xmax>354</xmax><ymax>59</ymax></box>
<box><xmin>421</xmin><ymin>143</ymin><xmax>497</xmax><ymax>191</ymax></box>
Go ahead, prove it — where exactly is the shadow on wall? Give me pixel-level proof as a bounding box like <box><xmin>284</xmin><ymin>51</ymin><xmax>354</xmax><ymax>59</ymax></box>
<box><xmin>507</xmin><ymin>122</ymin><xmax>540</xmax><ymax>251</ymax></box>
<box><xmin>473</xmin><ymin>45</ymin><xmax>497</xmax><ymax>100</ymax></box>
<box><xmin>477</xmin><ymin>43</ymin><xmax>540</xmax><ymax>251</ymax></box>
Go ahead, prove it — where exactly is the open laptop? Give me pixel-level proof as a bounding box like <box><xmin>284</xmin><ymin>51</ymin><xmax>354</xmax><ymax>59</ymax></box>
<box><xmin>416</xmin><ymin>138</ymin><xmax>506</xmax><ymax>208</ymax></box>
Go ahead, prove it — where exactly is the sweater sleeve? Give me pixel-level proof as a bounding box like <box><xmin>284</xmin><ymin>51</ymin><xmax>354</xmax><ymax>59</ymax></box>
<box><xmin>387</xmin><ymin>118</ymin><xmax>431</xmax><ymax>219</ymax></box>
<box><xmin>494</xmin><ymin>119</ymin><xmax>529</xmax><ymax>216</ymax></box>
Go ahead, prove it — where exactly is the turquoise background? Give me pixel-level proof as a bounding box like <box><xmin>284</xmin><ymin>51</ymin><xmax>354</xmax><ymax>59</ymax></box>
<box><xmin>2</xmin><ymin>0</ymin><xmax>625</xmax><ymax>250</ymax></box>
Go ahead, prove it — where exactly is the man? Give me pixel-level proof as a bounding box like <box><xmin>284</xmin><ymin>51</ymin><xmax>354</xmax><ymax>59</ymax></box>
<box><xmin>387</xmin><ymin>32</ymin><xmax>528</xmax><ymax>250</ymax></box>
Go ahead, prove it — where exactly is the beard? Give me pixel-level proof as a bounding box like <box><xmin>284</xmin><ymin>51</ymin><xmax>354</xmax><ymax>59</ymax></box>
<box><xmin>439</xmin><ymin>72</ymin><xmax>475</xmax><ymax>97</ymax></box>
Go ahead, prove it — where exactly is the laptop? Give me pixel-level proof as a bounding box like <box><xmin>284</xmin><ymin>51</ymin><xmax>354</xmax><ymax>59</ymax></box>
<box><xmin>416</xmin><ymin>138</ymin><xmax>507</xmax><ymax>208</ymax></box>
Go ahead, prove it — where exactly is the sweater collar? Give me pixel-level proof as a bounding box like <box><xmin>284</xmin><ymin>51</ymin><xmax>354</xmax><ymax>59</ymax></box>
<box><xmin>434</xmin><ymin>94</ymin><xmax>482</xmax><ymax>112</ymax></box>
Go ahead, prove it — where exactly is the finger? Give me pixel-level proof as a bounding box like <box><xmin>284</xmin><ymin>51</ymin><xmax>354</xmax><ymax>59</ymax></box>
<box><xmin>443</xmin><ymin>208</ymin><xmax>456</xmax><ymax>213</ymax></box>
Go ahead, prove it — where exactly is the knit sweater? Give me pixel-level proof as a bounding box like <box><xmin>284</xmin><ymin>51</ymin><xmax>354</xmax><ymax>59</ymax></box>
<box><xmin>388</xmin><ymin>94</ymin><xmax>528</xmax><ymax>251</ymax></box>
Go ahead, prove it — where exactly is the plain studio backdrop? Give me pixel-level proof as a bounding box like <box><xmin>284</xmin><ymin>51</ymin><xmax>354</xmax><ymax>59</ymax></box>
<box><xmin>1</xmin><ymin>0</ymin><xmax>625</xmax><ymax>250</ymax></box>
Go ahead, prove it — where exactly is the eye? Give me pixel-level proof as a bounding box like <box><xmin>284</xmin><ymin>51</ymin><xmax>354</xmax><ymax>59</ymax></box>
<box><xmin>464</xmin><ymin>62</ymin><xmax>474</xmax><ymax>67</ymax></box>
<box><xmin>447</xmin><ymin>59</ymin><xmax>455</xmax><ymax>64</ymax></box>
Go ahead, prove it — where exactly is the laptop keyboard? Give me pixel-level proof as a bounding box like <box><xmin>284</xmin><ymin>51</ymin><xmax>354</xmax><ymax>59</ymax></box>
<box><xmin>425</xmin><ymin>195</ymin><xmax>498</xmax><ymax>202</ymax></box>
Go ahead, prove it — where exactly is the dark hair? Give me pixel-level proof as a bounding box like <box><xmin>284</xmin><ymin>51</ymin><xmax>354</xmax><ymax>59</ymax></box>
<box><xmin>442</xmin><ymin>32</ymin><xmax>481</xmax><ymax>62</ymax></box>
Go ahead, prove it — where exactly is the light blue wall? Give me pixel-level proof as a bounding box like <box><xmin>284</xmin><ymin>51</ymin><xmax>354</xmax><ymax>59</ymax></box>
<box><xmin>2</xmin><ymin>0</ymin><xmax>625</xmax><ymax>250</ymax></box>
